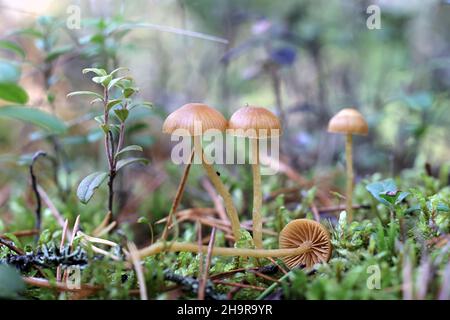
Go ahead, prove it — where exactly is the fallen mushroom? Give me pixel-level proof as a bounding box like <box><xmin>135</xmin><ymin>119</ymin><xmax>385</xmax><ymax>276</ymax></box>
<box><xmin>279</xmin><ymin>219</ymin><xmax>332</xmax><ymax>268</ymax></box>
<box><xmin>135</xmin><ymin>219</ymin><xmax>331</xmax><ymax>270</ymax></box>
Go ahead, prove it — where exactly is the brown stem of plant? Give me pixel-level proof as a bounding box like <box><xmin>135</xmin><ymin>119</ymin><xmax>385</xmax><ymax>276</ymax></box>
<box><xmin>193</xmin><ymin>136</ymin><xmax>241</xmax><ymax>241</ymax></box>
<box><xmin>23</xmin><ymin>276</ymin><xmax>100</xmax><ymax>293</ymax></box>
<box><xmin>161</xmin><ymin>148</ymin><xmax>195</xmax><ymax>241</ymax></box>
<box><xmin>198</xmin><ymin>227</ymin><xmax>216</xmax><ymax>300</ymax></box>
<box><xmin>0</xmin><ymin>237</ymin><xmax>24</xmax><ymax>255</ymax></box>
<box><xmin>196</xmin><ymin>221</ymin><xmax>203</xmax><ymax>299</ymax></box>
<box><xmin>345</xmin><ymin>133</ymin><xmax>354</xmax><ymax>222</ymax></box>
<box><xmin>107</xmin><ymin>133</ymin><xmax>116</xmax><ymax>216</ymax></box>
<box><xmin>251</xmin><ymin>138</ymin><xmax>263</xmax><ymax>249</ymax></box>
<box><xmin>29</xmin><ymin>151</ymin><xmax>48</xmax><ymax>240</ymax></box>
<box><xmin>102</xmin><ymin>87</ymin><xmax>117</xmax><ymax>217</ymax></box>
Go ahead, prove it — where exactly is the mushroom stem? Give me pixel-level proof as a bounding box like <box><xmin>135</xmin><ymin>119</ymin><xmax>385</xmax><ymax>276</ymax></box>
<box><xmin>251</xmin><ymin>138</ymin><xmax>263</xmax><ymax>249</ymax></box>
<box><xmin>136</xmin><ymin>241</ymin><xmax>312</xmax><ymax>260</ymax></box>
<box><xmin>161</xmin><ymin>148</ymin><xmax>195</xmax><ymax>241</ymax></box>
<box><xmin>345</xmin><ymin>133</ymin><xmax>354</xmax><ymax>221</ymax></box>
<box><xmin>193</xmin><ymin>136</ymin><xmax>241</xmax><ymax>241</ymax></box>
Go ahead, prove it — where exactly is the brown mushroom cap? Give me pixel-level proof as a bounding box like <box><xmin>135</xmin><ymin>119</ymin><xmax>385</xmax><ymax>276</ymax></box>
<box><xmin>228</xmin><ymin>106</ymin><xmax>281</xmax><ymax>139</ymax></box>
<box><xmin>162</xmin><ymin>103</ymin><xmax>227</xmax><ymax>136</ymax></box>
<box><xmin>279</xmin><ymin>219</ymin><xmax>332</xmax><ymax>269</ymax></box>
<box><xmin>327</xmin><ymin>108</ymin><xmax>368</xmax><ymax>136</ymax></box>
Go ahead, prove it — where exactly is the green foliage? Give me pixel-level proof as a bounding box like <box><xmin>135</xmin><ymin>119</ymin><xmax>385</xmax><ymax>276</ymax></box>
<box><xmin>0</xmin><ymin>265</ymin><xmax>25</xmax><ymax>299</ymax></box>
<box><xmin>0</xmin><ymin>106</ymin><xmax>66</xmax><ymax>133</ymax></box>
<box><xmin>76</xmin><ymin>171</ymin><xmax>108</xmax><ymax>204</ymax></box>
<box><xmin>69</xmin><ymin>67</ymin><xmax>150</xmax><ymax>206</ymax></box>
<box><xmin>0</xmin><ymin>83</ymin><xmax>28</xmax><ymax>104</ymax></box>
<box><xmin>366</xmin><ymin>179</ymin><xmax>409</xmax><ymax>209</ymax></box>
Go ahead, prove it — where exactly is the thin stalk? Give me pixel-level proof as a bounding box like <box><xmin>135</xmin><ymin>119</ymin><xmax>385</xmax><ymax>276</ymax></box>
<box><xmin>256</xmin><ymin>270</ymin><xmax>292</xmax><ymax>300</ymax></box>
<box><xmin>345</xmin><ymin>133</ymin><xmax>354</xmax><ymax>221</ymax></box>
<box><xmin>29</xmin><ymin>151</ymin><xmax>47</xmax><ymax>240</ymax></box>
<box><xmin>199</xmin><ymin>227</ymin><xmax>216</xmax><ymax>300</ymax></box>
<box><xmin>107</xmin><ymin>131</ymin><xmax>116</xmax><ymax>215</ymax></box>
<box><xmin>137</xmin><ymin>241</ymin><xmax>312</xmax><ymax>260</ymax></box>
<box><xmin>196</xmin><ymin>221</ymin><xmax>203</xmax><ymax>300</ymax></box>
<box><xmin>102</xmin><ymin>87</ymin><xmax>115</xmax><ymax>216</ymax></box>
<box><xmin>251</xmin><ymin>138</ymin><xmax>263</xmax><ymax>248</ymax></box>
<box><xmin>193</xmin><ymin>136</ymin><xmax>241</xmax><ymax>241</ymax></box>
<box><xmin>161</xmin><ymin>148</ymin><xmax>195</xmax><ymax>241</ymax></box>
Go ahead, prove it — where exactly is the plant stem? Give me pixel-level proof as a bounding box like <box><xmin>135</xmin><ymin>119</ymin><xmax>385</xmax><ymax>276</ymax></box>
<box><xmin>345</xmin><ymin>133</ymin><xmax>354</xmax><ymax>222</ymax></box>
<box><xmin>102</xmin><ymin>87</ymin><xmax>120</xmax><ymax>217</ymax></box>
<box><xmin>161</xmin><ymin>148</ymin><xmax>195</xmax><ymax>241</ymax></box>
<box><xmin>107</xmin><ymin>131</ymin><xmax>116</xmax><ymax>215</ymax></box>
<box><xmin>199</xmin><ymin>227</ymin><xmax>216</xmax><ymax>300</ymax></box>
<box><xmin>251</xmin><ymin>138</ymin><xmax>263</xmax><ymax>249</ymax></box>
<box><xmin>29</xmin><ymin>151</ymin><xmax>47</xmax><ymax>239</ymax></box>
<box><xmin>193</xmin><ymin>136</ymin><xmax>241</xmax><ymax>241</ymax></box>
<box><xmin>256</xmin><ymin>270</ymin><xmax>292</xmax><ymax>300</ymax></box>
<box><xmin>137</xmin><ymin>241</ymin><xmax>312</xmax><ymax>260</ymax></box>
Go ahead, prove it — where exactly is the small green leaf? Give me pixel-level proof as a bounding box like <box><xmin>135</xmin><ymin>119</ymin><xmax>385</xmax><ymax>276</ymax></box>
<box><xmin>92</xmin><ymin>75</ymin><xmax>112</xmax><ymax>86</ymax></box>
<box><xmin>114</xmin><ymin>108</ymin><xmax>129</xmax><ymax>122</ymax></box>
<box><xmin>67</xmin><ymin>91</ymin><xmax>103</xmax><ymax>100</ymax></box>
<box><xmin>108</xmin><ymin>76</ymin><xmax>131</xmax><ymax>90</ymax></box>
<box><xmin>116</xmin><ymin>157</ymin><xmax>148</xmax><ymax>171</ymax></box>
<box><xmin>366</xmin><ymin>179</ymin><xmax>408</xmax><ymax>208</ymax></box>
<box><xmin>123</xmin><ymin>87</ymin><xmax>138</xmax><ymax>98</ymax></box>
<box><xmin>106</xmin><ymin>99</ymin><xmax>122</xmax><ymax>111</ymax></box>
<box><xmin>0</xmin><ymin>40</ymin><xmax>25</xmax><ymax>58</ymax></box>
<box><xmin>0</xmin><ymin>106</ymin><xmax>66</xmax><ymax>133</ymax></box>
<box><xmin>47</xmin><ymin>92</ymin><xmax>55</xmax><ymax>104</ymax></box>
<box><xmin>115</xmin><ymin>145</ymin><xmax>143</xmax><ymax>158</ymax></box>
<box><xmin>109</xmin><ymin>67</ymin><xmax>129</xmax><ymax>76</ymax></box>
<box><xmin>0</xmin><ymin>82</ymin><xmax>28</xmax><ymax>103</ymax></box>
<box><xmin>100</xmin><ymin>123</ymin><xmax>109</xmax><ymax>134</ymax></box>
<box><xmin>77</xmin><ymin>171</ymin><xmax>108</xmax><ymax>204</ymax></box>
<box><xmin>82</xmin><ymin>68</ymin><xmax>107</xmax><ymax>76</ymax></box>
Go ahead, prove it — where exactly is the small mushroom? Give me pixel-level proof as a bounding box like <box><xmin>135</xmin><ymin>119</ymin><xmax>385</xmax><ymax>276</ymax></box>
<box><xmin>228</xmin><ymin>106</ymin><xmax>281</xmax><ymax>249</ymax></box>
<box><xmin>163</xmin><ymin>103</ymin><xmax>241</xmax><ymax>241</ymax></box>
<box><xmin>136</xmin><ymin>219</ymin><xmax>319</xmax><ymax>262</ymax></box>
<box><xmin>279</xmin><ymin>219</ymin><xmax>332</xmax><ymax>269</ymax></box>
<box><xmin>328</xmin><ymin>108</ymin><xmax>368</xmax><ymax>221</ymax></box>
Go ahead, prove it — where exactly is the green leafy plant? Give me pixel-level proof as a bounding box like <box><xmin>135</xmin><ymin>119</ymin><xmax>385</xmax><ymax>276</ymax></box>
<box><xmin>366</xmin><ymin>179</ymin><xmax>410</xmax><ymax>210</ymax></box>
<box><xmin>69</xmin><ymin>67</ymin><xmax>151</xmax><ymax>215</ymax></box>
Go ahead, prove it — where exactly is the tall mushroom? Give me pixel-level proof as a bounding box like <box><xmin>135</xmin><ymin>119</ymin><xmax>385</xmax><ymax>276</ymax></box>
<box><xmin>279</xmin><ymin>219</ymin><xmax>332</xmax><ymax>268</ymax></box>
<box><xmin>328</xmin><ymin>108</ymin><xmax>368</xmax><ymax>221</ymax></box>
<box><xmin>163</xmin><ymin>103</ymin><xmax>242</xmax><ymax>241</ymax></box>
<box><xmin>228</xmin><ymin>106</ymin><xmax>281</xmax><ymax>249</ymax></box>
<box><xmin>135</xmin><ymin>218</ymin><xmax>331</xmax><ymax>270</ymax></box>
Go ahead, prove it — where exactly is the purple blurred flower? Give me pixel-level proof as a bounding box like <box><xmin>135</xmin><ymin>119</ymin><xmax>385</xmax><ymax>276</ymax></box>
<box><xmin>270</xmin><ymin>47</ymin><xmax>297</xmax><ymax>66</ymax></box>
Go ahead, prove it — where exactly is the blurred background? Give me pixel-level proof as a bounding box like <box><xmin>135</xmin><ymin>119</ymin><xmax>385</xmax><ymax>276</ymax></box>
<box><xmin>1</xmin><ymin>0</ymin><xmax>450</xmax><ymax>240</ymax></box>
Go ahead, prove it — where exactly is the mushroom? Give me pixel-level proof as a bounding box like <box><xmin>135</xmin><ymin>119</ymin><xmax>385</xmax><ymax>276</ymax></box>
<box><xmin>228</xmin><ymin>106</ymin><xmax>281</xmax><ymax>249</ymax></box>
<box><xmin>327</xmin><ymin>108</ymin><xmax>368</xmax><ymax>222</ymax></box>
<box><xmin>162</xmin><ymin>103</ymin><xmax>241</xmax><ymax>241</ymax></box>
<box><xmin>135</xmin><ymin>219</ymin><xmax>328</xmax><ymax>269</ymax></box>
<box><xmin>279</xmin><ymin>219</ymin><xmax>332</xmax><ymax>269</ymax></box>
